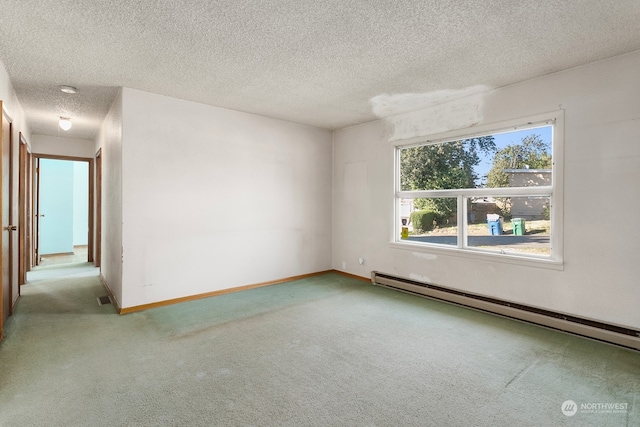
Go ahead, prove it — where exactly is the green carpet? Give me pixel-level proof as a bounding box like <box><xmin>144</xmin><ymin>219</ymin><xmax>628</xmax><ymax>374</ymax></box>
<box><xmin>0</xmin><ymin>267</ymin><xmax>638</xmax><ymax>426</ymax></box>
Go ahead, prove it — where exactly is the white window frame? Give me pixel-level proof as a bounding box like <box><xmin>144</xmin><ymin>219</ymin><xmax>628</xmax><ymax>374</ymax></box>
<box><xmin>390</xmin><ymin>111</ymin><xmax>564</xmax><ymax>270</ymax></box>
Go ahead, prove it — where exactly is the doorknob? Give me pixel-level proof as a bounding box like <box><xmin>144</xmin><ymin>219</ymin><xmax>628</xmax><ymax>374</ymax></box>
<box><xmin>5</xmin><ymin>225</ymin><xmax>17</xmax><ymax>231</ymax></box>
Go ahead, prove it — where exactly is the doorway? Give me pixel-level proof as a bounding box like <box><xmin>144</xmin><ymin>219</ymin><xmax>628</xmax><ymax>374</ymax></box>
<box><xmin>32</xmin><ymin>155</ymin><xmax>94</xmax><ymax>269</ymax></box>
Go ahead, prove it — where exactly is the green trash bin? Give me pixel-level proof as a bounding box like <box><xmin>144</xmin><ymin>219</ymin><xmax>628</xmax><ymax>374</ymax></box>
<box><xmin>512</xmin><ymin>218</ymin><xmax>525</xmax><ymax>236</ymax></box>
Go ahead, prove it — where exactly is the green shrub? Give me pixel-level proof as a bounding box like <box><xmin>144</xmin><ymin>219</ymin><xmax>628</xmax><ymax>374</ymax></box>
<box><xmin>542</xmin><ymin>205</ymin><xmax>550</xmax><ymax>220</ymax></box>
<box><xmin>410</xmin><ymin>210</ymin><xmax>436</xmax><ymax>233</ymax></box>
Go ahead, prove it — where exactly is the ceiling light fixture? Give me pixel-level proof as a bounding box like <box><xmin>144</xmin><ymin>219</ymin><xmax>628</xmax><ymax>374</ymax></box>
<box><xmin>60</xmin><ymin>85</ymin><xmax>78</xmax><ymax>94</ymax></box>
<box><xmin>59</xmin><ymin>117</ymin><xmax>72</xmax><ymax>131</ymax></box>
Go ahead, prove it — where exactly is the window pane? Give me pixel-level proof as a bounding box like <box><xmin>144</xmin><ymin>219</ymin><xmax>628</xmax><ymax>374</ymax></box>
<box><xmin>399</xmin><ymin>126</ymin><xmax>552</xmax><ymax>191</ymax></box>
<box><xmin>400</xmin><ymin>139</ymin><xmax>493</xmax><ymax>191</ymax></box>
<box><xmin>483</xmin><ymin>126</ymin><xmax>553</xmax><ymax>188</ymax></box>
<box><xmin>466</xmin><ymin>196</ymin><xmax>551</xmax><ymax>256</ymax></box>
<box><xmin>399</xmin><ymin>197</ymin><xmax>458</xmax><ymax>247</ymax></box>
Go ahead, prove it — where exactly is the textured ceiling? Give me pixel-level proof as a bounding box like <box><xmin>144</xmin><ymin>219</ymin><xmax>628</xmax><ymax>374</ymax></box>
<box><xmin>1</xmin><ymin>0</ymin><xmax>640</xmax><ymax>140</ymax></box>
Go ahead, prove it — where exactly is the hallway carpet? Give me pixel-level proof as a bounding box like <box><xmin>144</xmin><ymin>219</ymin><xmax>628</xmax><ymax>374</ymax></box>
<box><xmin>37</xmin><ymin>245</ymin><xmax>89</xmax><ymax>267</ymax></box>
<box><xmin>0</xmin><ymin>267</ymin><xmax>638</xmax><ymax>426</ymax></box>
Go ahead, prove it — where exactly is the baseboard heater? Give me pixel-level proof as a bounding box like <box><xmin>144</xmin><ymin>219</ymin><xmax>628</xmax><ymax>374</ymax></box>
<box><xmin>371</xmin><ymin>271</ymin><xmax>640</xmax><ymax>351</ymax></box>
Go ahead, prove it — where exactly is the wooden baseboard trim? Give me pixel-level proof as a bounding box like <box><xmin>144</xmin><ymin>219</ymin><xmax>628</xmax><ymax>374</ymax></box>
<box><xmin>119</xmin><ymin>270</ymin><xmax>334</xmax><ymax>315</ymax></box>
<box><xmin>331</xmin><ymin>269</ymin><xmax>371</xmax><ymax>282</ymax></box>
<box><xmin>99</xmin><ymin>274</ymin><xmax>122</xmax><ymax>312</ymax></box>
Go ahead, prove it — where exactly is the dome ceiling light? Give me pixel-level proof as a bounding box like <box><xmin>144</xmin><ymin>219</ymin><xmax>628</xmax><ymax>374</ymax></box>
<box><xmin>59</xmin><ymin>117</ymin><xmax>72</xmax><ymax>131</ymax></box>
<box><xmin>59</xmin><ymin>85</ymin><xmax>78</xmax><ymax>94</ymax></box>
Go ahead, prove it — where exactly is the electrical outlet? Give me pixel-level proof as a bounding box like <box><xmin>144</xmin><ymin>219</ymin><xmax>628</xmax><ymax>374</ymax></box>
<box><xmin>342</xmin><ymin>261</ymin><xmax>346</xmax><ymax>270</ymax></box>
<box><xmin>358</xmin><ymin>257</ymin><xmax>365</xmax><ymax>265</ymax></box>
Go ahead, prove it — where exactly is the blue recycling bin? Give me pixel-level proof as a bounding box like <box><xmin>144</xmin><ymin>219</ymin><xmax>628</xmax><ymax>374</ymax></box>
<box><xmin>487</xmin><ymin>214</ymin><xmax>503</xmax><ymax>235</ymax></box>
<box><xmin>488</xmin><ymin>220</ymin><xmax>503</xmax><ymax>235</ymax></box>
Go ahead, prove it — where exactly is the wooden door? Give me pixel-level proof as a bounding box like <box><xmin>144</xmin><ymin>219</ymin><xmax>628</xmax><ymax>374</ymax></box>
<box><xmin>9</xmin><ymin>112</ymin><xmax>17</xmax><ymax>309</ymax></box>
<box><xmin>1</xmin><ymin>103</ymin><xmax>15</xmax><ymax>340</ymax></box>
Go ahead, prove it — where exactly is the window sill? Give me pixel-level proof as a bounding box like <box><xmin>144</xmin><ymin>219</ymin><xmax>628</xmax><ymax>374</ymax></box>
<box><xmin>389</xmin><ymin>241</ymin><xmax>564</xmax><ymax>271</ymax></box>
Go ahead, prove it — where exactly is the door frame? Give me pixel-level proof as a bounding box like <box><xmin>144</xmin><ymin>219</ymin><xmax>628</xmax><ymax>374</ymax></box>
<box><xmin>19</xmin><ymin>133</ymin><xmax>31</xmax><ymax>284</ymax></box>
<box><xmin>94</xmin><ymin>149</ymin><xmax>101</xmax><ymax>268</ymax></box>
<box><xmin>32</xmin><ymin>156</ymin><xmax>39</xmax><ymax>266</ymax></box>
<box><xmin>32</xmin><ymin>154</ymin><xmax>95</xmax><ymax>265</ymax></box>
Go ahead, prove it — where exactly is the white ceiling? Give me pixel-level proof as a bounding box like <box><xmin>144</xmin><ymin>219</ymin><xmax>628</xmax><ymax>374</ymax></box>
<box><xmin>1</xmin><ymin>1</ymin><xmax>640</xmax><ymax>140</ymax></box>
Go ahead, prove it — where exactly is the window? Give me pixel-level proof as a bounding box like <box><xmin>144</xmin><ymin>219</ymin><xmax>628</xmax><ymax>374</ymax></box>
<box><xmin>394</xmin><ymin>112</ymin><xmax>563</xmax><ymax>266</ymax></box>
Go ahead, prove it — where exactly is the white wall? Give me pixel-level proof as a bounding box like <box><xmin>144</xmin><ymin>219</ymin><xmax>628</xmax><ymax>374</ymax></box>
<box><xmin>31</xmin><ymin>134</ymin><xmax>95</xmax><ymax>158</ymax></box>
<box><xmin>119</xmin><ymin>88</ymin><xmax>332</xmax><ymax>308</ymax></box>
<box><xmin>0</xmin><ymin>60</ymin><xmax>30</xmax><ymax>143</ymax></box>
<box><xmin>96</xmin><ymin>90</ymin><xmax>123</xmax><ymax>306</ymax></box>
<box><xmin>333</xmin><ymin>50</ymin><xmax>640</xmax><ymax>330</ymax></box>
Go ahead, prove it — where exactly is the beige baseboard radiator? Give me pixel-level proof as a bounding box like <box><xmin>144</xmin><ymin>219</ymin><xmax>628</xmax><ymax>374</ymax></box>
<box><xmin>371</xmin><ymin>271</ymin><xmax>640</xmax><ymax>351</ymax></box>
